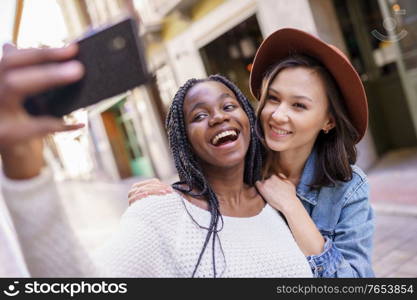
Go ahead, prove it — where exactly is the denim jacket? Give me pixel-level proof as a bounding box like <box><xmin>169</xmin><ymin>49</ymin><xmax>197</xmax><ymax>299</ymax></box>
<box><xmin>296</xmin><ymin>150</ymin><xmax>375</xmax><ymax>278</ymax></box>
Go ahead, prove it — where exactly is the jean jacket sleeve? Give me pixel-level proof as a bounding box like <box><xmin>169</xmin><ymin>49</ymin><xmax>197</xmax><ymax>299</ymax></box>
<box><xmin>306</xmin><ymin>180</ymin><xmax>375</xmax><ymax>277</ymax></box>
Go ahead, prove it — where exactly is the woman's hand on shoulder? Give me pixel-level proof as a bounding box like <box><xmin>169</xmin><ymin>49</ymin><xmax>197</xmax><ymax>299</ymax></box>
<box><xmin>255</xmin><ymin>174</ymin><xmax>300</xmax><ymax>215</ymax></box>
<box><xmin>128</xmin><ymin>178</ymin><xmax>174</xmax><ymax>205</ymax></box>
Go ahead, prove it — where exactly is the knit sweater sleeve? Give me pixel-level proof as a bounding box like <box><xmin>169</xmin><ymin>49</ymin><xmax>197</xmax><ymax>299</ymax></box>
<box><xmin>1</xmin><ymin>167</ymin><xmax>98</xmax><ymax>277</ymax></box>
<box><xmin>0</xmin><ymin>194</ymin><xmax>29</xmax><ymax>277</ymax></box>
<box><xmin>2</xmin><ymin>167</ymin><xmax>180</xmax><ymax>277</ymax></box>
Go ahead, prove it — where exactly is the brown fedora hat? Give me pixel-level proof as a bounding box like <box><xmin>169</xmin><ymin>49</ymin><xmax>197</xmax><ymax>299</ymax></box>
<box><xmin>249</xmin><ymin>28</ymin><xmax>368</xmax><ymax>143</ymax></box>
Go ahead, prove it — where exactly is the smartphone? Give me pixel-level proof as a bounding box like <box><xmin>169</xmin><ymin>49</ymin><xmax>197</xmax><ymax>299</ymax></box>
<box><xmin>24</xmin><ymin>18</ymin><xmax>150</xmax><ymax>117</ymax></box>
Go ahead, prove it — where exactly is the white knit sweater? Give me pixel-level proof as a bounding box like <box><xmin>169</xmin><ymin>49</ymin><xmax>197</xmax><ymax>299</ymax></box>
<box><xmin>2</xmin><ymin>168</ymin><xmax>312</xmax><ymax>278</ymax></box>
<box><xmin>0</xmin><ymin>193</ymin><xmax>29</xmax><ymax>277</ymax></box>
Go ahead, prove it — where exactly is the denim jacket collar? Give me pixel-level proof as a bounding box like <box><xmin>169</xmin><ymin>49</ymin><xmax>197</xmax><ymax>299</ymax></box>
<box><xmin>296</xmin><ymin>149</ymin><xmax>319</xmax><ymax>206</ymax></box>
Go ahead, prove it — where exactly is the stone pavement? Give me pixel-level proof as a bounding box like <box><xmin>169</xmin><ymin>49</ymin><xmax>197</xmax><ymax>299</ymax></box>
<box><xmin>367</xmin><ymin>147</ymin><xmax>417</xmax><ymax>277</ymax></box>
<box><xmin>372</xmin><ymin>213</ymin><xmax>417</xmax><ymax>277</ymax></box>
<box><xmin>56</xmin><ymin>148</ymin><xmax>417</xmax><ymax>277</ymax></box>
<box><xmin>368</xmin><ymin>147</ymin><xmax>417</xmax><ymax>208</ymax></box>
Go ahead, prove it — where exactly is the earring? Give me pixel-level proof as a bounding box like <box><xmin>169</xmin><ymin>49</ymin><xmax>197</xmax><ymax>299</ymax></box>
<box><xmin>323</xmin><ymin>129</ymin><xmax>329</xmax><ymax>134</ymax></box>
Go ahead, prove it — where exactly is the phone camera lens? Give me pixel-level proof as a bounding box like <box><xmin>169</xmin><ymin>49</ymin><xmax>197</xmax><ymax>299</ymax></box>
<box><xmin>110</xmin><ymin>36</ymin><xmax>126</xmax><ymax>50</ymax></box>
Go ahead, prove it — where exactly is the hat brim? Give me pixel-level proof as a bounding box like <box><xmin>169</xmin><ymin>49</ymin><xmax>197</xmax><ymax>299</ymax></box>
<box><xmin>249</xmin><ymin>28</ymin><xmax>368</xmax><ymax>142</ymax></box>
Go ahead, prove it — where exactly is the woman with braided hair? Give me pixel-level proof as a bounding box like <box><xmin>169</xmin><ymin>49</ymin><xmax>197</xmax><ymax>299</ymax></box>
<box><xmin>162</xmin><ymin>75</ymin><xmax>265</xmax><ymax>277</ymax></box>
<box><xmin>1</xmin><ymin>68</ymin><xmax>312</xmax><ymax>276</ymax></box>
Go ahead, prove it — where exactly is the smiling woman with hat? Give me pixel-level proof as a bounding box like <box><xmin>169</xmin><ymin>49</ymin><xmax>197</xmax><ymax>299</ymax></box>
<box><xmin>251</xmin><ymin>28</ymin><xmax>374</xmax><ymax>277</ymax></box>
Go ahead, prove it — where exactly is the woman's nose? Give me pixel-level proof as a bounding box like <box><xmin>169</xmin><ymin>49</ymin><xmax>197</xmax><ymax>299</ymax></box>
<box><xmin>271</xmin><ymin>106</ymin><xmax>289</xmax><ymax>123</ymax></box>
<box><xmin>208</xmin><ymin>110</ymin><xmax>229</xmax><ymax>127</ymax></box>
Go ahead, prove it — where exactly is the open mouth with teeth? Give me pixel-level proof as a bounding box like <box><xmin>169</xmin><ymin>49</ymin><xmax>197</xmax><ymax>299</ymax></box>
<box><xmin>210</xmin><ymin>129</ymin><xmax>240</xmax><ymax>146</ymax></box>
<box><xmin>271</xmin><ymin>127</ymin><xmax>293</xmax><ymax>136</ymax></box>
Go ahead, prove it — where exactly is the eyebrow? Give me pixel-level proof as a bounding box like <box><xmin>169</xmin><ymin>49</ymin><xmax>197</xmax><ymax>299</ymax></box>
<box><xmin>268</xmin><ymin>87</ymin><xmax>313</xmax><ymax>102</ymax></box>
<box><xmin>188</xmin><ymin>92</ymin><xmax>234</xmax><ymax>113</ymax></box>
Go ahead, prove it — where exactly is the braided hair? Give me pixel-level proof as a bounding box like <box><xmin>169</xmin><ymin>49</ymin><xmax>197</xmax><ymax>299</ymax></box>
<box><xmin>166</xmin><ymin>74</ymin><xmax>263</xmax><ymax>277</ymax></box>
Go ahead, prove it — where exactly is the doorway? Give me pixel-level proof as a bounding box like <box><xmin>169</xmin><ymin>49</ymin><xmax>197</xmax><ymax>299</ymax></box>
<box><xmin>101</xmin><ymin>98</ymin><xmax>154</xmax><ymax>179</ymax></box>
<box><xmin>199</xmin><ymin>14</ymin><xmax>263</xmax><ymax>102</ymax></box>
<box><xmin>333</xmin><ymin>0</ymin><xmax>417</xmax><ymax>155</ymax></box>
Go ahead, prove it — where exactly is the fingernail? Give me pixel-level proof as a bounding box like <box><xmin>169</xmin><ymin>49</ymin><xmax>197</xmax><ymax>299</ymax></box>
<box><xmin>2</xmin><ymin>43</ymin><xmax>16</xmax><ymax>53</ymax></box>
<box><xmin>62</xmin><ymin>44</ymin><xmax>78</xmax><ymax>53</ymax></box>
<box><xmin>62</xmin><ymin>61</ymin><xmax>84</xmax><ymax>76</ymax></box>
<box><xmin>66</xmin><ymin>123</ymin><xmax>84</xmax><ymax>128</ymax></box>
<box><xmin>66</xmin><ymin>43</ymin><xmax>77</xmax><ymax>49</ymax></box>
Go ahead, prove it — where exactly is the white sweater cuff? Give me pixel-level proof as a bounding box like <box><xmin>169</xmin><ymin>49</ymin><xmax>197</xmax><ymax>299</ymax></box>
<box><xmin>1</xmin><ymin>166</ymin><xmax>53</xmax><ymax>194</ymax></box>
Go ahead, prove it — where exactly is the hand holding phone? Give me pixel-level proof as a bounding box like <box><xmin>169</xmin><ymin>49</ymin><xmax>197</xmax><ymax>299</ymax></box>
<box><xmin>24</xmin><ymin>18</ymin><xmax>150</xmax><ymax>117</ymax></box>
<box><xmin>0</xmin><ymin>44</ymin><xmax>85</xmax><ymax>179</ymax></box>
<box><xmin>0</xmin><ymin>44</ymin><xmax>85</xmax><ymax>151</ymax></box>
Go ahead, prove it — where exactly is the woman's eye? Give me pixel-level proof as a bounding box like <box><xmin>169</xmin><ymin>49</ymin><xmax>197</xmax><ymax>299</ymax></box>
<box><xmin>193</xmin><ymin>114</ymin><xmax>206</xmax><ymax>121</ymax></box>
<box><xmin>224</xmin><ymin>104</ymin><xmax>236</xmax><ymax>111</ymax></box>
<box><xmin>294</xmin><ymin>103</ymin><xmax>307</xmax><ymax>109</ymax></box>
<box><xmin>267</xmin><ymin>95</ymin><xmax>280</xmax><ymax>102</ymax></box>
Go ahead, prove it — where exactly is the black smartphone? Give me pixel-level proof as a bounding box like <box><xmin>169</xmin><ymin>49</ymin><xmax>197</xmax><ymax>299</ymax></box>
<box><xmin>24</xmin><ymin>18</ymin><xmax>150</xmax><ymax>117</ymax></box>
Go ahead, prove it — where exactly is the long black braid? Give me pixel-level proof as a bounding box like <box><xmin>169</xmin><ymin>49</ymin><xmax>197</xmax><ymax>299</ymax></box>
<box><xmin>166</xmin><ymin>74</ymin><xmax>263</xmax><ymax>277</ymax></box>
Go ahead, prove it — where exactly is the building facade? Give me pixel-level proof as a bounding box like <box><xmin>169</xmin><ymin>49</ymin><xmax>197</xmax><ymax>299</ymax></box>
<box><xmin>139</xmin><ymin>0</ymin><xmax>417</xmax><ymax>171</ymax></box>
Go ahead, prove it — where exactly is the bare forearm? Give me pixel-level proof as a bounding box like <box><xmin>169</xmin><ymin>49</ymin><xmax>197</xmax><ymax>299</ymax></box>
<box><xmin>1</xmin><ymin>139</ymin><xmax>44</xmax><ymax>179</ymax></box>
<box><xmin>282</xmin><ymin>199</ymin><xmax>325</xmax><ymax>256</ymax></box>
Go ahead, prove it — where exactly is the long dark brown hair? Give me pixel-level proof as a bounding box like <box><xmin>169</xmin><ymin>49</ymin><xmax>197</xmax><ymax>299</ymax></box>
<box><xmin>255</xmin><ymin>54</ymin><xmax>360</xmax><ymax>187</ymax></box>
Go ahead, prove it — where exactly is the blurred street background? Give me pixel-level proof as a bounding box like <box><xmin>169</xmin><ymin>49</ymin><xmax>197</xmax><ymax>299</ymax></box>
<box><xmin>1</xmin><ymin>0</ymin><xmax>417</xmax><ymax>277</ymax></box>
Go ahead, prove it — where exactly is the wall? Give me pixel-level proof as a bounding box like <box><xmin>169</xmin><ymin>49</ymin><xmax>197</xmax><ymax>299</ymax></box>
<box><xmin>256</xmin><ymin>0</ymin><xmax>317</xmax><ymax>36</ymax></box>
<box><xmin>309</xmin><ymin>0</ymin><xmax>348</xmax><ymax>54</ymax></box>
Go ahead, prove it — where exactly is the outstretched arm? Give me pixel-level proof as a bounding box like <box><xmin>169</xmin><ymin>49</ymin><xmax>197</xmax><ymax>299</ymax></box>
<box><xmin>0</xmin><ymin>44</ymin><xmax>91</xmax><ymax>276</ymax></box>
